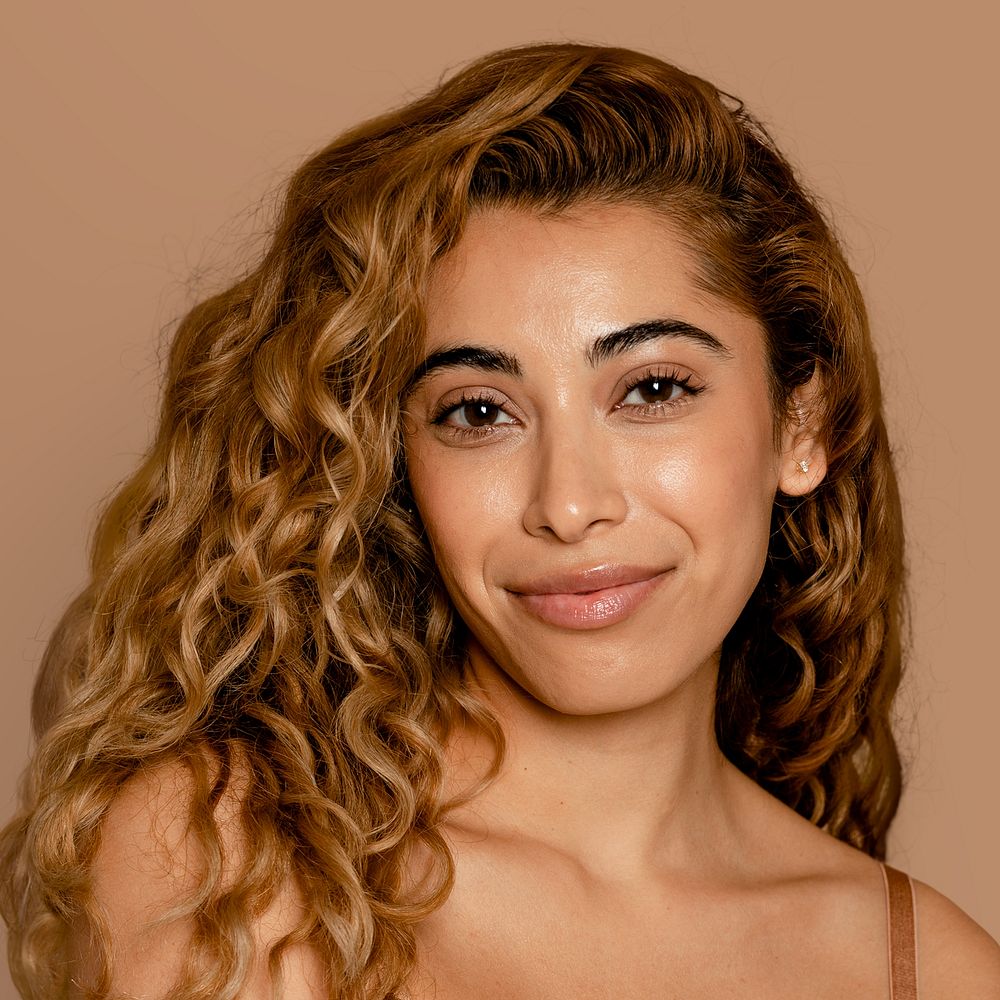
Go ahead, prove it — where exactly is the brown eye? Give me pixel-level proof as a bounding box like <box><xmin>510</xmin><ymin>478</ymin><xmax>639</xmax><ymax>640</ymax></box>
<box><xmin>460</xmin><ymin>402</ymin><xmax>502</xmax><ymax>426</ymax></box>
<box><xmin>622</xmin><ymin>377</ymin><xmax>684</xmax><ymax>406</ymax></box>
<box><xmin>440</xmin><ymin>397</ymin><xmax>517</xmax><ymax>429</ymax></box>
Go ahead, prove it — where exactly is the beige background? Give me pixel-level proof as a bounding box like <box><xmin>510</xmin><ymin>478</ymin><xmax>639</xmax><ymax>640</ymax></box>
<box><xmin>2</xmin><ymin>1</ymin><xmax>996</xmax><ymax>992</ymax></box>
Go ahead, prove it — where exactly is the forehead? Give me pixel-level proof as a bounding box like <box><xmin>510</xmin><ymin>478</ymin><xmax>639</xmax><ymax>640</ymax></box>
<box><xmin>424</xmin><ymin>202</ymin><xmax>763</xmax><ymax>361</ymax></box>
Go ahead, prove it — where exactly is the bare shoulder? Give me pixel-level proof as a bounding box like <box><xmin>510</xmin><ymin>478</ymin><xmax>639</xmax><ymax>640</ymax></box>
<box><xmin>92</xmin><ymin>754</ymin><xmax>218</xmax><ymax>903</ymax></box>
<box><xmin>910</xmin><ymin>877</ymin><xmax>1000</xmax><ymax>999</ymax></box>
<box><xmin>738</xmin><ymin>776</ymin><xmax>1000</xmax><ymax>995</ymax></box>
<box><xmin>76</xmin><ymin>753</ymin><xmax>326</xmax><ymax>998</ymax></box>
<box><xmin>90</xmin><ymin>752</ymin><xmax>253</xmax><ymax>923</ymax></box>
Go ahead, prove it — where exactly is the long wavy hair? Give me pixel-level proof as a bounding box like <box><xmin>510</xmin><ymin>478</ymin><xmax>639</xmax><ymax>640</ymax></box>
<box><xmin>1</xmin><ymin>42</ymin><xmax>905</xmax><ymax>1000</ymax></box>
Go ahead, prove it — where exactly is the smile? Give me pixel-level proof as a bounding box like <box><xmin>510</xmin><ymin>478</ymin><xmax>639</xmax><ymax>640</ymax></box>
<box><xmin>507</xmin><ymin>565</ymin><xmax>671</xmax><ymax>630</ymax></box>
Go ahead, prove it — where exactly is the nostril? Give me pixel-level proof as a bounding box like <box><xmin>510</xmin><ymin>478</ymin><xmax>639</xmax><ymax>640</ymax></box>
<box><xmin>522</xmin><ymin>489</ymin><xmax>628</xmax><ymax>543</ymax></box>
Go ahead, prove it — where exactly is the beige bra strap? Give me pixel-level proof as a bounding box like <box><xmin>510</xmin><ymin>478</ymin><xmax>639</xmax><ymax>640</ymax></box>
<box><xmin>881</xmin><ymin>863</ymin><xmax>919</xmax><ymax>1000</ymax></box>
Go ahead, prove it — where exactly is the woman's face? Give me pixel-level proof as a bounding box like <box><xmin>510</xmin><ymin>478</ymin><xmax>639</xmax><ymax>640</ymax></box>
<box><xmin>403</xmin><ymin>202</ymin><xmax>821</xmax><ymax>716</ymax></box>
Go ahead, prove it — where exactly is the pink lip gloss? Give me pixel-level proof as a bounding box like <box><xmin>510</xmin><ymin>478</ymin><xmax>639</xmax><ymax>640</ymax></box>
<box><xmin>511</xmin><ymin>572</ymin><xmax>669</xmax><ymax>630</ymax></box>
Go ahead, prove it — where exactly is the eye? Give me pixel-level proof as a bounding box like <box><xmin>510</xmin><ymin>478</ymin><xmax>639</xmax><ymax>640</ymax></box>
<box><xmin>616</xmin><ymin>368</ymin><xmax>704</xmax><ymax>412</ymax></box>
<box><xmin>434</xmin><ymin>393</ymin><xmax>518</xmax><ymax>430</ymax></box>
<box><xmin>621</xmin><ymin>376</ymin><xmax>686</xmax><ymax>406</ymax></box>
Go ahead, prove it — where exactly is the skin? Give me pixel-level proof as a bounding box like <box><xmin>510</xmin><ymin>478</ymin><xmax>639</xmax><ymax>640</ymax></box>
<box><xmin>76</xmin><ymin>202</ymin><xmax>1000</xmax><ymax>999</ymax></box>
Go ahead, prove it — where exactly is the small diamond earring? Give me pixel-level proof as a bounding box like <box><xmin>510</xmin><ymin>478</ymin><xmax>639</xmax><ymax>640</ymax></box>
<box><xmin>798</xmin><ymin>459</ymin><xmax>811</xmax><ymax>473</ymax></box>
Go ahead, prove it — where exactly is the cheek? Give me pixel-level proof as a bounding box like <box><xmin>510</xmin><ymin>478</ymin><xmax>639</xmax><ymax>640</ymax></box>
<box><xmin>405</xmin><ymin>440</ymin><xmax>516</xmax><ymax>591</ymax></box>
<box><xmin>638</xmin><ymin>407</ymin><xmax>779</xmax><ymax>558</ymax></box>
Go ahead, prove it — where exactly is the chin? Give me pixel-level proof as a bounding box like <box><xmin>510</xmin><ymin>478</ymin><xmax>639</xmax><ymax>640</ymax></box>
<box><xmin>482</xmin><ymin>641</ymin><xmax>714</xmax><ymax>719</ymax></box>
<box><xmin>528</xmin><ymin>687</ymin><xmax>673</xmax><ymax>718</ymax></box>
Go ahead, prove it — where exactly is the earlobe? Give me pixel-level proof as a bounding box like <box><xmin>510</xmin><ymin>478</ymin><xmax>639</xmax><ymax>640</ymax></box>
<box><xmin>779</xmin><ymin>448</ymin><xmax>827</xmax><ymax>496</ymax></box>
<box><xmin>778</xmin><ymin>374</ymin><xmax>828</xmax><ymax>497</ymax></box>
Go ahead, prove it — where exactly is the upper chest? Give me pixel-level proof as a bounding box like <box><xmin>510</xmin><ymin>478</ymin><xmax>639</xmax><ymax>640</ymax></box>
<box><xmin>405</xmin><ymin>855</ymin><xmax>889</xmax><ymax>1000</ymax></box>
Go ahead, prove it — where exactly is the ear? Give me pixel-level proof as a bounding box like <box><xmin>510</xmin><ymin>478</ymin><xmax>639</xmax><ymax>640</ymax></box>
<box><xmin>777</xmin><ymin>370</ymin><xmax>828</xmax><ymax>497</ymax></box>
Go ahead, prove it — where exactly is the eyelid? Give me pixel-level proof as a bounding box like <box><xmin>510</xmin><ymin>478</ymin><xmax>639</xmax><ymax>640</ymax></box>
<box><xmin>429</xmin><ymin>387</ymin><xmax>515</xmax><ymax>424</ymax></box>
<box><xmin>617</xmin><ymin>362</ymin><xmax>703</xmax><ymax>392</ymax></box>
<box><xmin>612</xmin><ymin>364</ymin><xmax>706</xmax><ymax>411</ymax></box>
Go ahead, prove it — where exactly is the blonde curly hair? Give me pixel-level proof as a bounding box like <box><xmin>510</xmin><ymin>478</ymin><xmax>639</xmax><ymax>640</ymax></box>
<box><xmin>1</xmin><ymin>42</ymin><xmax>905</xmax><ymax>999</ymax></box>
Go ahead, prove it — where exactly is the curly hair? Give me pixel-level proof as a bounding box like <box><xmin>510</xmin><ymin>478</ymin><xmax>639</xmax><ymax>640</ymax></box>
<box><xmin>0</xmin><ymin>42</ymin><xmax>905</xmax><ymax>999</ymax></box>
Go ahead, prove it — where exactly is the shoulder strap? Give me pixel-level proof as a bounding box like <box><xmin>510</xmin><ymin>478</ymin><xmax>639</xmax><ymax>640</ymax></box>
<box><xmin>881</xmin><ymin>862</ymin><xmax>919</xmax><ymax>1000</ymax></box>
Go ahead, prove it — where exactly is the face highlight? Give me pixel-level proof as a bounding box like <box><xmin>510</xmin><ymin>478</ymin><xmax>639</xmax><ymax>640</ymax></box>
<box><xmin>402</xmin><ymin>203</ymin><xmax>822</xmax><ymax>717</ymax></box>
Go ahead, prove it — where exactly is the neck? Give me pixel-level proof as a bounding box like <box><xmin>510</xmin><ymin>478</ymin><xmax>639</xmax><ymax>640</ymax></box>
<box><xmin>442</xmin><ymin>641</ymin><xmax>748</xmax><ymax>878</ymax></box>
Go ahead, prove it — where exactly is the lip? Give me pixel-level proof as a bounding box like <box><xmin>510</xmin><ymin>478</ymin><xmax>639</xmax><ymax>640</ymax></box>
<box><xmin>507</xmin><ymin>564</ymin><xmax>671</xmax><ymax>630</ymax></box>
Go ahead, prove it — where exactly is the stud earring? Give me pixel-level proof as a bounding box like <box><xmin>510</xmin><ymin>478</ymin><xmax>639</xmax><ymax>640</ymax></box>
<box><xmin>798</xmin><ymin>459</ymin><xmax>811</xmax><ymax>473</ymax></box>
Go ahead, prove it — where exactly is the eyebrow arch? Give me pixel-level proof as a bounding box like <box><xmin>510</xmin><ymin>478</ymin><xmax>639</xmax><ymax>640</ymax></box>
<box><xmin>587</xmin><ymin>319</ymin><xmax>733</xmax><ymax>365</ymax></box>
<box><xmin>405</xmin><ymin>317</ymin><xmax>732</xmax><ymax>396</ymax></box>
<box><xmin>406</xmin><ymin>346</ymin><xmax>522</xmax><ymax>395</ymax></box>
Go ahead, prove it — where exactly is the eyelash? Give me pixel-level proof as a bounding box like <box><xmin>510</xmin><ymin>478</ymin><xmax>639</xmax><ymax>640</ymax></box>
<box><xmin>616</xmin><ymin>367</ymin><xmax>705</xmax><ymax>415</ymax></box>
<box><xmin>430</xmin><ymin>390</ymin><xmax>511</xmax><ymax>439</ymax></box>
<box><xmin>430</xmin><ymin>367</ymin><xmax>705</xmax><ymax>439</ymax></box>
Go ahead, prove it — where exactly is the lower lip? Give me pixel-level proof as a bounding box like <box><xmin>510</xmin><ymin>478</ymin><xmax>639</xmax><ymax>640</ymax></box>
<box><xmin>510</xmin><ymin>572</ymin><xmax>670</xmax><ymax>630</ymax></box>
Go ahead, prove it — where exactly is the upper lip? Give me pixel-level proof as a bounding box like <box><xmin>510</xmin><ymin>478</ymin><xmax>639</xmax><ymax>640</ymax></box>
<box><xmin>507</xmin><ymin>564</ymin><xmax>668</xmax><ymax>596</ymax></box>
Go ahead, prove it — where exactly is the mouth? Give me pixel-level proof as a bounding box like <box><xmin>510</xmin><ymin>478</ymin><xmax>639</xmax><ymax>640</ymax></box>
<box><xmin>506</xmin><ymin>565</ymin><xmax>671</xmax><ymax>630</ymax></box>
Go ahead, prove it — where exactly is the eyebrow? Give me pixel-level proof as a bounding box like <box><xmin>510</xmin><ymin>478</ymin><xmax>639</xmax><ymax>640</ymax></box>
<box><xmin>406</xmin><ymin>345</ymin><xmax>523</xmax><ymax>395</ymax></box>
<box><xmin>587</xmin><ymin>319</ymin><xmax>733</xmax><ymax>365</ymax></box>
<box><xmin>405</xmin><ymin>317</ymin><xmax>732</xmax><ymax>395</ymax></box>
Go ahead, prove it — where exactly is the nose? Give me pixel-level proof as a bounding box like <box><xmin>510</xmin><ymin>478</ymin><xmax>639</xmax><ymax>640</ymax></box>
<box><xmin>521</xmin><ymin>426</ymin><xmax>628</xmax><ymax>543</ymax></box>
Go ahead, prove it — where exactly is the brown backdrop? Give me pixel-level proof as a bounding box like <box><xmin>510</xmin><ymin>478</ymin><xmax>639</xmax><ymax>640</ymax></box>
<box><xmin>2</xmin><ymin>1</ymin><xmax>996</xmax><ymax>992</ymax></box>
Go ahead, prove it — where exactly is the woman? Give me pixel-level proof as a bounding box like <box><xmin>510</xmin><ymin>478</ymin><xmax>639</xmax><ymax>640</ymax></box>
<box><xmin>1</xmin><ymin>42</ymin><xmax>997</xmax><ymax>1000</ymax></box>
